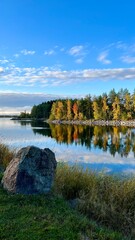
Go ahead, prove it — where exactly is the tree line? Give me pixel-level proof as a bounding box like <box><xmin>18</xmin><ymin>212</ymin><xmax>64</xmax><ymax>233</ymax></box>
<box><xmin>49</xmin><ymin>88</ymin><xmax>135</xmax><ymax>121</ymax></box>
<box><xmin>20</xmin><ymin>88</ymin><xmax>135</xmax><ymax>120</ymax></box>
<box><xmin>20</xmin><ymin>101</ymin><xmax>54</xmax><ymax>119</ymax></box>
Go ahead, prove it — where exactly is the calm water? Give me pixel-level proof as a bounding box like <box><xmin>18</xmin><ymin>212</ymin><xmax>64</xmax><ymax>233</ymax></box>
<box><xmin>0</xmin><ymin>118</ymin><xmax>135</xmax><ymax>175</ymax></box>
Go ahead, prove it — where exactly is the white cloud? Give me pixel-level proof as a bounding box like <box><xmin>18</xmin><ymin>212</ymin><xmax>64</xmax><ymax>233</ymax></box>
<box><xmin>14</xmin><ymin>54</ymin><xmax>20</xmax><ymax>58</ymax></box>
<box><xmin>115</xmin><ymin>41</ymin><xmax>128</xmax><ymax>50</ymax></box>
<box><xmin>0</xmin><ymin>106</ymin><xmax>32</xmax><ymax>115</ymax></box>
<box><xmin>97</xmin><ymin>51</ymin><xmax>111</xmax><ymax>64</ymax></box>
<box><xmin>0</xmin><ymin>59</ymin><xmax>9</xmax><ymax>64</ymax></box>
<box><xmin>60</xmin><ymin>47</ymin><xmax>65</xmax><ymax>52</ymax></box>
<box><xmin>1</xmin><ymin>66</ymin><xmax>135</xmax><ymax>89</ymax></box>
<box><xmin>54</xmin><ymin>146</ymin><xmax>135</xmax><ymax>166</ymax></box>
<box><xmin>121</xmin><ymin>55</ymin><xmax>135</xmax><ymax>63</ymax></box>
<box><xmin>68</xmin><ymin>45</ymin><xmax>84</xmax><ymax>56</ymax></box>
<box><xmin>68</xmin><ymin>45</ymin><xmax>88</xmax><ymax>64</ymax></box>
<box><xmin>0</xmin><ymin>67</ymin><xmax>4</xmax><ymax>72</ymax></box>
<box><xmin>115</xmin><ymin>41</ymin><xmax>135</xmax><ymax>55</ymax></box>
<box><xmin>75</xmin><ymin>58</ymin><xmax>83</xmax><ymax>64</ymax></box>
<box><xmin>82</xmin><ymin>68</ymin><xmax>135</xmax><ymax>80</ymax></box>
<box><xmin>44</xmin><ymin>49</ymin><xmax>55</xmax><ymax>55</ymax></box>
<box><xmin>21</xmin><ymin>49</ymin><xmax>36</xmax><ymax>55</ymax></box>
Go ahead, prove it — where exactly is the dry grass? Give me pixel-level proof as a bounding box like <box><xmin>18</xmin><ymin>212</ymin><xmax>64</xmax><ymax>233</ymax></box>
<box><xmin>54</xmin><ymin>163</ymin><xmax>135</xmax><ymax>238</ymax></box>
<box><xmin>0</xmin><ymin>143</ymin><xmax>15</xmax><ymax>168</ymax></box>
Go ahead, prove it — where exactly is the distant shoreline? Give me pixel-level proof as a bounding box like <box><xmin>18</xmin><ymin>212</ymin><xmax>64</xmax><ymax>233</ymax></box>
<box><xmin>47</xmin><ymin>119</ymin><xmax>135</xmax><ymax>127</ymax></box>
<box><xmin>10</xmin><ymin>117</ymin><xmax>135</xmax><ymax>127</ymax></box>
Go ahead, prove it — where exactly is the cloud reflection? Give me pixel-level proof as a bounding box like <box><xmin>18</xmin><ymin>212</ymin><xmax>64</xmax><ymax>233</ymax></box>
<box><xmin>1</xmin><ymin>118</ymin><xmax>135</xmax><ymax>175</ymax></box>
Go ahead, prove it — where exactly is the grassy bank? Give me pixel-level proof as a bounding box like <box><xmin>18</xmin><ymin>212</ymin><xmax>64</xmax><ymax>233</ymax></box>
<box><xmin>0</xmin><ymin>180</ymin><xmax>125</xmax><ymax>240</ymax></box>
<box><xmin>0</xmin><ymin>144</ymin><xmax>133</xmax><ymax>239</ymax></box>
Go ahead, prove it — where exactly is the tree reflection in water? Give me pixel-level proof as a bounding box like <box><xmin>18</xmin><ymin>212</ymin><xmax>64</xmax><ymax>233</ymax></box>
<box><xmin>19</xmin><ymin>120</ymin><xmax>135</xmax><ymax>158</ymax></box>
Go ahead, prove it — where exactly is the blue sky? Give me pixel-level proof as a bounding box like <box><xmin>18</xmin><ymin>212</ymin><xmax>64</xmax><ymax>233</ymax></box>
<box><xmin>0</xmin><ymin>0</ymin><xmax>135</xmax><ymax>114</ymax></box>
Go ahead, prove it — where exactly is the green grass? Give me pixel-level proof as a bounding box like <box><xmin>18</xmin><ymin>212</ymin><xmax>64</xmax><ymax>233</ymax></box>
<box><xmin>0</xmin><ymin>184</ymin><xmax>125</xmax><ymax>240</ymax></box>
<box><xmin>0</xmin><ymin>144</ymin><xmax>133</xmax><ymax>239</ymax></box>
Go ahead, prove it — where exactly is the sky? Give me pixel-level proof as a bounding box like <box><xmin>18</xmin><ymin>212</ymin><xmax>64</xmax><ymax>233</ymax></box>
<box><xmin>1</xmin><ymin>0</ymin><xmax>135</xmax><ymax>114</ymax></box>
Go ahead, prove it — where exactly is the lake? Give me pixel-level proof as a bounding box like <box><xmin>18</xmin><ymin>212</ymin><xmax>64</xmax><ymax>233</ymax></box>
<box><xmin>0</xmin><ymin>118</ymin><xmax>135</xmax><ymax>176</ymax></box>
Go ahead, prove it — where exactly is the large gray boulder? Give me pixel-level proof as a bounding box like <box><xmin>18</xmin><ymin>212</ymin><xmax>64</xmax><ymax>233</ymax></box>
<box><xmin>1</xmin><ymin>146</ymin><xmax>57</xmax><ymax>194</ymax></box>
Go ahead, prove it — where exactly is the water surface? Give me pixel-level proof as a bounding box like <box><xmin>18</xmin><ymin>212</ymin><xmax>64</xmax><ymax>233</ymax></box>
<box><xmin>0</xmin><ymin>118</ymin><xmax>135</xmax><ymax>176</ymax></box>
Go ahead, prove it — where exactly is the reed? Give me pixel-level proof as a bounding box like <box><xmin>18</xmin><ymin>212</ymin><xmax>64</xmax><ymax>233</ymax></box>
<box><xmin>0</xmin><ymin>143</ymin><xmax>15</xmax><ymax>168</ymax></box>
<box><xmin>54</xmin><ymin>163</ymin><xmax>135</xmax><ymax>238</ymax></box>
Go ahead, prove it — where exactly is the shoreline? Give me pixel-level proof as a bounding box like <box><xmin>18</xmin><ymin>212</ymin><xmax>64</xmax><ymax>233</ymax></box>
<box><xmin>47</xmin><ymin>119</ymin><xmax>135</xmax><ymax>127</ymax></box>
<box><xmin>10</xmin><ymin>117</ymin><xmax>135</xmax><ymax>127</ymax></box>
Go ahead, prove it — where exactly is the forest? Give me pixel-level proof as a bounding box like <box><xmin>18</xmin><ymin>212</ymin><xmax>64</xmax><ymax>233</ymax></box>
<box><xmin>22</xmin><ymin>88</ymin><xmax>135</xmax><ymax>121</ymax></box>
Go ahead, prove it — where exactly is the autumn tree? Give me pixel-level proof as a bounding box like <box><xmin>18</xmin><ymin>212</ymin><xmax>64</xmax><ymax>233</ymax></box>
<box><xmin>112</xmin><ymin>96</ymin><xmax>121</xmax><ymax>120</ymax></box>
<box><xmin>102</xmin><ymin>96</ymin><xmax>109</xmax><ymax>120</ymax></box>
<box><xmin>124</xmin><ymin>93</ymin><xmax>132</xmax><ymax>120</ymax></box>
<box><xmin>56</xmin><ymin>101</ymin><xmax>65</xmax><ymax>120</ymax></box>
<box><xmin>49</xmin><ymin>102</ymin><xmax>57</xmax><ymax>120</ymax></box>
<box><xmin>47</xmin><ymin>89</ymin><xmax>135</xmax><ymax>121</ymax></box>
<box><xmin>92</xmin><ymin>100</ymin><xmax>101</xmax><ymax>120</ymax></box>
<box><xmin>72</xmin><ymin>102</ymin><xmax>79</xmax><ymax>120</ymax></box>
<box><xmin>66</xmin><ymin>99</ymin><xmax>73</xmax><ymax>120</ymax></box>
